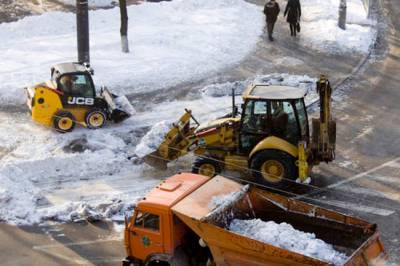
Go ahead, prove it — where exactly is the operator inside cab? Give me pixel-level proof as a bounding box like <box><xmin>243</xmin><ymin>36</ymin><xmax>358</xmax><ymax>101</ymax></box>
<box><xmin>59</xmin><ymin>74</ymin><xmax>94</xmax><ymax>98</ymax></box>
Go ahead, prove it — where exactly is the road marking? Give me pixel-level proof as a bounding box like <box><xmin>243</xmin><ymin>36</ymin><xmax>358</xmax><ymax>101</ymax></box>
<box><xmin>327</xmin><ymin>157</ymin><xmax>400</xmax><ymax>189</ymax></box>
<box><xmin>323</xmin><ymin>200</ymin><xmax>395</xmax><ymax>216</ymax></box>
<box><xmin>337</xmin><ymin>184</ymin><xmax>400</xmax><ymax>201</ymax></box>
<box><xmin>387</xmin><ymin>160</ymin><xmax>400</xmax><ymax>169</ymax></box>
<box><xmin>369</xmin><ymin>175</ymin><xmax>400</xmax><ymax>185</ymax></box>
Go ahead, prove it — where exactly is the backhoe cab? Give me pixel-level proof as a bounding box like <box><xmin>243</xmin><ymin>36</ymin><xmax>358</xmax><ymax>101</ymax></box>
<box><xmin>25</xmin><ymin>62</ymin><xmax>131</xmax><ymax>133</ymax></box>
<box><xmin>144</xmin><ymin>76</ymin><xmax>336</xmax><ymax>186</ymax></box>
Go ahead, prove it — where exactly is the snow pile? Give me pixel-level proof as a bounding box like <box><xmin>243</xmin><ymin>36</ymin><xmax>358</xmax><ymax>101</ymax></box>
<box><xmin>0</xmin><ymin>172</ymin><xmax>43</xmax><ymax>225</ymax></box>
<box><xmin>114</xmin><ymin>95</ymin><xmax>137</xmax><ymax>116</ymax></box>
<box><xmin>208</xmin><ymin>187</ymin><xmax>248</xmax><ymax>210</ymax></box>
<box><xmin>202</xmin><ymin>74</ymin><xmax>318</xmax><ymax>105</ymax></box>
<box><xmin>0</xmin><ymin>0</ymin><xmax>263</xmax><ymax>105</ymax></box>
<box><xmin>59</xmin><ymin>0</ymin><xmax>116</xmax><ymax>8</ymax></box>
<box><xmin>300</xmin><ymin>0</ymin><xmax>376</xmax><ymax>54</ymax></box>
<box><xmin>41</xmin><ymin>196</ymin><xmax>138</xmax><ymax>223</ymax></box>
<box><xmin>134</xmin><ymin>121</ymin><xmax>172</xmax><ymax>158</ymax></box>
<box><xmin>229</xmin><ymin>219</ymin><xmax>348</xmax><ymax>266</ymax></box>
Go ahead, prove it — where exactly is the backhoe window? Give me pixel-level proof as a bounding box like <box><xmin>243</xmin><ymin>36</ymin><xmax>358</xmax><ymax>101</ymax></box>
<box><xmin>271</xmin><ymin>100</ymin><xmax>299</xmax><ymax>145</ymax></box>
<box><xmin>59</xmin><ymin>74</ymin><xmax>94</xmax><ymax>98</ymax></box>
<box><xmin>134</xmin><ymin>211</ymin><xmax>160</xmax><ymax>232</ymax></box>
<box><xmin>242</xmin><ymin>100</ymin><xmax>268</xmax><ymax>133</ymax></box>
<box><xmin>295</xmin><ymin>99</ymin><xmax>308</xmax><ymax>139</ymax></box>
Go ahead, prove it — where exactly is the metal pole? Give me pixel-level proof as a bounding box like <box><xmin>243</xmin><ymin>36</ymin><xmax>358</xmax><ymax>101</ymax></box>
<box><xmin>77</xmin><ymin>0</ymin><xmax>90</xmax><ymax>63</ymax></box>
<box><xmin>338</xmin><ymin>0</ymin><xmax>347</xmax><ymax>30</ymax></box>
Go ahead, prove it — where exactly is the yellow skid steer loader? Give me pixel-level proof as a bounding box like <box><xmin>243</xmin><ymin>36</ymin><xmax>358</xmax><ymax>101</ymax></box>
<box><xmin>25</xmin><ymin>62</ymin><xmax>131</xmax><ymax>133</ymax></box>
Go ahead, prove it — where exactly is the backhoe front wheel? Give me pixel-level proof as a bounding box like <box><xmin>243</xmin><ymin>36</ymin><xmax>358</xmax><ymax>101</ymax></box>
<box><xmin>85</xmin><ymin>109</ymin><xmax>106</xmax><ymax>129</ymax></box>
<box><xmin>250</xmin><ymin>150</ymin><xmax>296</xmax><ymax>187</ymax></box>
<box><xmin>192</xmin><ymin>157</ymin><xmax>221</xmax><ymax>177</ymax></box>
<box><xmin>53</xmin><ymin>110</ymin><xmax>76</xmax><ymax>133</ymax></box>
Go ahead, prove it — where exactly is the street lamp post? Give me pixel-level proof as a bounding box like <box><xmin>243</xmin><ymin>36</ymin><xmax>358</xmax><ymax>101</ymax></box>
<box><xmin>76</xmin><ymin>0</ymin><xmax>90</xmax><ymax>63</ymax></box>
<box><xmin>338</xmin><ymin>0</ymin><xmax>347</xmax><ymax>30</ymax></box>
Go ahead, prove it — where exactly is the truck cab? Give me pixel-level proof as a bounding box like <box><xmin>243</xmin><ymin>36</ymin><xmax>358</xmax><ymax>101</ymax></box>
<box><xmin>124</xmin><ymin>173</ymin><xmax>212</xmax><ymax>266</ymax></box>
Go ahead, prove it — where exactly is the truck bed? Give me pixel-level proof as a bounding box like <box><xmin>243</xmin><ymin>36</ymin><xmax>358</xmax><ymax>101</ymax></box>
<box><xmin>171</xmin><ymin>176</ymin><xmax>387</xmax><ymax>266</ymax></box>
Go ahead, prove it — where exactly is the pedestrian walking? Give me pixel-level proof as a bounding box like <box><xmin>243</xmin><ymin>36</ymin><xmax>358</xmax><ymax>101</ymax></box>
<box><xmin>284</xmin><ymin>0</ymin><xmax>301</xmax><ymax>37</ymax></box>
<box><xmin>264</xmin><ymin>0</ymin><xmax>280</xmax><ymax>41</ymax></box>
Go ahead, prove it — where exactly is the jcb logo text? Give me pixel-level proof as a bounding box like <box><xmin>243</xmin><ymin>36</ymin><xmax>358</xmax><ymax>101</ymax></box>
<box><xmin>67</xmin><ymin>97</ymin><xmax>94</xmax><ymax>105</ymax></box>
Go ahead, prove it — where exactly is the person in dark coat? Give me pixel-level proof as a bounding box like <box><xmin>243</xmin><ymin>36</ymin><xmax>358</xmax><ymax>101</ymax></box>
<box><xmin>284</xmin><ymin>0</ymin><xmax>301</xmax><ymax>37</ymax></box>
<box><xmin>264</xmin><ymin>0</ymin><xmax>280</xmax><ymax>41</ymax></box>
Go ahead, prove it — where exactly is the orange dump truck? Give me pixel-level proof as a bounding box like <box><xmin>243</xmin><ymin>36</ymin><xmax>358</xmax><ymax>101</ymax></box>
<box><xmin>123</xmin><ymin>173</ymin><xmax>387</xmax><ymax>266</ymax></box>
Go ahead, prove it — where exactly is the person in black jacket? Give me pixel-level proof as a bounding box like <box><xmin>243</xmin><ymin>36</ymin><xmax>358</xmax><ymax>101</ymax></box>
<box><xmin>264</xmin><ymin>0</ymin><xmax>280</xmax><ymax>41</ymax></box>
<box><xmin>284</xmin><ymin>0</ymin><xmax>301</xmax><ymax>37</ymax></box>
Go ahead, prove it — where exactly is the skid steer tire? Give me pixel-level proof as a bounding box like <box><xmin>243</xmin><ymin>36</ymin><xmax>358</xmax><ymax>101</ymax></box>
<box><xmin>250</xmin><ymin>150</ymin><xmax>296</xmax><ymax>187</ymax></box>
<box><xmin>53</xmin><ymin>110</ymin><xmax>76</xmax><ymax>133</ymax></box>
<box><xmin>192</xmin><ymin>157</ymin><xmax>221</xmax><ymax>177</ymax></box>
<box><xmin>85</xmin><ymin>108</ymin><xmax>107</xmax><ymax>129</ymax></box>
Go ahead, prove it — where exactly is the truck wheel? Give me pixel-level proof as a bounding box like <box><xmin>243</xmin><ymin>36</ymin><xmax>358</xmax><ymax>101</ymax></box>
<box><xmin>85</xmin><ymin>108</ymin><xmax>106</xmax><ymax>129</ymax></box>
<box><xmin>250</xmin><ymin>150</ymin><xmax>296</xmax><ymax>186</ymax></box>
<box><xmin>53</xmin><ymin>111</ymin><xmax>76</xmax><ymax>133</ymax></box>
<box><xmin>192</xmin><ymin>157</ymin><xmax>221</xmax><ymax>177</ymax></box>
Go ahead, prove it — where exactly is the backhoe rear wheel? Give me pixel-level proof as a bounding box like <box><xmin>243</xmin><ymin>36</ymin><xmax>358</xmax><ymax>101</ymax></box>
<box><xmin>85</xmin><ymin>108</ymin><xmax>106</xmax><ymax>129</ymax></box>
<box><xmin>192</xmin><ymin>157</ymin><xmax>221</xmax><ymax>177</ymax></box>
<box><xmin>53</xmin><ymin>110</ymin><xmax>76</xmax><ymax>133</ymax></box>
<box><xmin>250</xmin><ymin>150</ymin><xmax>296</xmax><ymax>187</ymax></box>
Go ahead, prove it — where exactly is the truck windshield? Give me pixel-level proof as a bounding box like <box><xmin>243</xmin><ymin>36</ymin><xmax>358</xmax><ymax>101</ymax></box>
<box><xmin>134</xmin><ymin>211</ymin><xmax>160</xmax><ymax>232</ymax></box>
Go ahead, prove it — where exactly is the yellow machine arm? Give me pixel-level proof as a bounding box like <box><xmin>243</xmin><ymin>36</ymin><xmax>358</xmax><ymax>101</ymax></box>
<box><xmin>144</xmin><ymin>109</ymin><xmax>200</xmax><ymax>169</ymax></box>
<box><xmin>311</xmin><ymin>75</ymin><xmax>336</xmax><ymax>163</ymax></box>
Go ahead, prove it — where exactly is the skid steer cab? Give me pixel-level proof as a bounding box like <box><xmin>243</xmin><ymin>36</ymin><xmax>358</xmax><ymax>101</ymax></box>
<box><xmin>25</xmin><ymin>62</ymin><xmax>131</xmax><ymax>133</ymax></box>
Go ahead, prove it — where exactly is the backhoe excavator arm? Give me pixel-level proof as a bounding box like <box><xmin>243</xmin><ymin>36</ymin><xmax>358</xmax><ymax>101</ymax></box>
<box><xmin>310</xmin><ymin>75</ymin><xmax>336</xmax><ymax>163</ymax></box>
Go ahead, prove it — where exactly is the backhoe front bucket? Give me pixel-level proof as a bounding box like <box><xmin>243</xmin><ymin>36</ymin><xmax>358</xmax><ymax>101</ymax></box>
<box><xmin>100</xmin><ymin>88</ymin><xmax>133</xmax><ymax>123</ymax></box>
<box><xmin>143</xmin><ymin>151</ymin><xmax>168</xmax><ymax>170</ymax></box>
<box><xmin>142</xmin><ymin>109</ymin><xmax>200</xmax><ymax>169</ymax></box>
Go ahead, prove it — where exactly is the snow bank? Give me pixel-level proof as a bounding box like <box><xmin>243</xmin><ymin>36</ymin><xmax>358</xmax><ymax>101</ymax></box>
<box><xmin>229</xmin><ymin>219</ymin><xmax>348</xmax><ymax>266</ymax></box>
<box><xmin>300</xmin><ymin>0</ymin><xmax>376</xmax><ymax>54</ymax></box>
<box><xmin>202</xmin><ymin>74</ymin><xmax>318</xmax><ymax>105</ymax></box>
<box><xmin>0</xmin><ymin>0</ymin><xmax>263</xmax><ymax>105</ymax></box>
<box><xmin>134</xmin><ymin>121</ymin><xmax>172</xmax><ymax>158</ymax></box>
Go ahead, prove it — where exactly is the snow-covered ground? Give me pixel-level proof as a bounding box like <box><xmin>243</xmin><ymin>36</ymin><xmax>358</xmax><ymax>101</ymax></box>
<box><xmin>300</xmin><ymin>0</ymin><xmax>376</xmax><ymax>54</ymax></box>
<box><xmin>0</xmin><ymin>74</ymin><xmax>317</xmax><ymax>225</ymax></box>
<box><xmin>0</xmin><ymin>0</ymin><xmax>264</xmax><ymax>105</ymax></box>
<box><xmin>0</xmin><ymin>0</ymin><xmax>376</xmax><ymax>226</ymax></box>
<box><xmin>229</xmin><ymin>219</ymin><xmax>348</xmax><ymax>266</ymax></box>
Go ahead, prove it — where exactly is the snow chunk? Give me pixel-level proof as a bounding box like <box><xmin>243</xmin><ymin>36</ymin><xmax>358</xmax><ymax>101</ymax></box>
<box><xmin>134</xmin><ymin>121</ymin><xmax>172</xmax><ymax>158</ymax></box>
<box><xmin>229</xmin><ymin>219</ymin><xmax>348</xmax><ymax>266</ymax></box>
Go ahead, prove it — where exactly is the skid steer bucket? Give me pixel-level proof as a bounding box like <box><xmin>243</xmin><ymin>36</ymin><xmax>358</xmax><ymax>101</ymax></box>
<box><xmin>143</xmin><ymin>109</ymin><xmax>200</xmax><ymax>169</ymax></box>
<box><xmin>100</xmin><ymin>87</ymin><xmax>133</xmax><ymax>123</ymax></box>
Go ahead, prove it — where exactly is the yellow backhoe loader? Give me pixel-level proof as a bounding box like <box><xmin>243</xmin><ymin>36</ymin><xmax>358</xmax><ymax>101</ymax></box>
<box><xmin>143</xmin><ymin>75</ymin><xmax>336</xmax><ymax>186</ymax></box>
<box><xmin>25</xmin><ymin>62</ymin><xmax>131</xmax><ymax>133</ymax></box>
